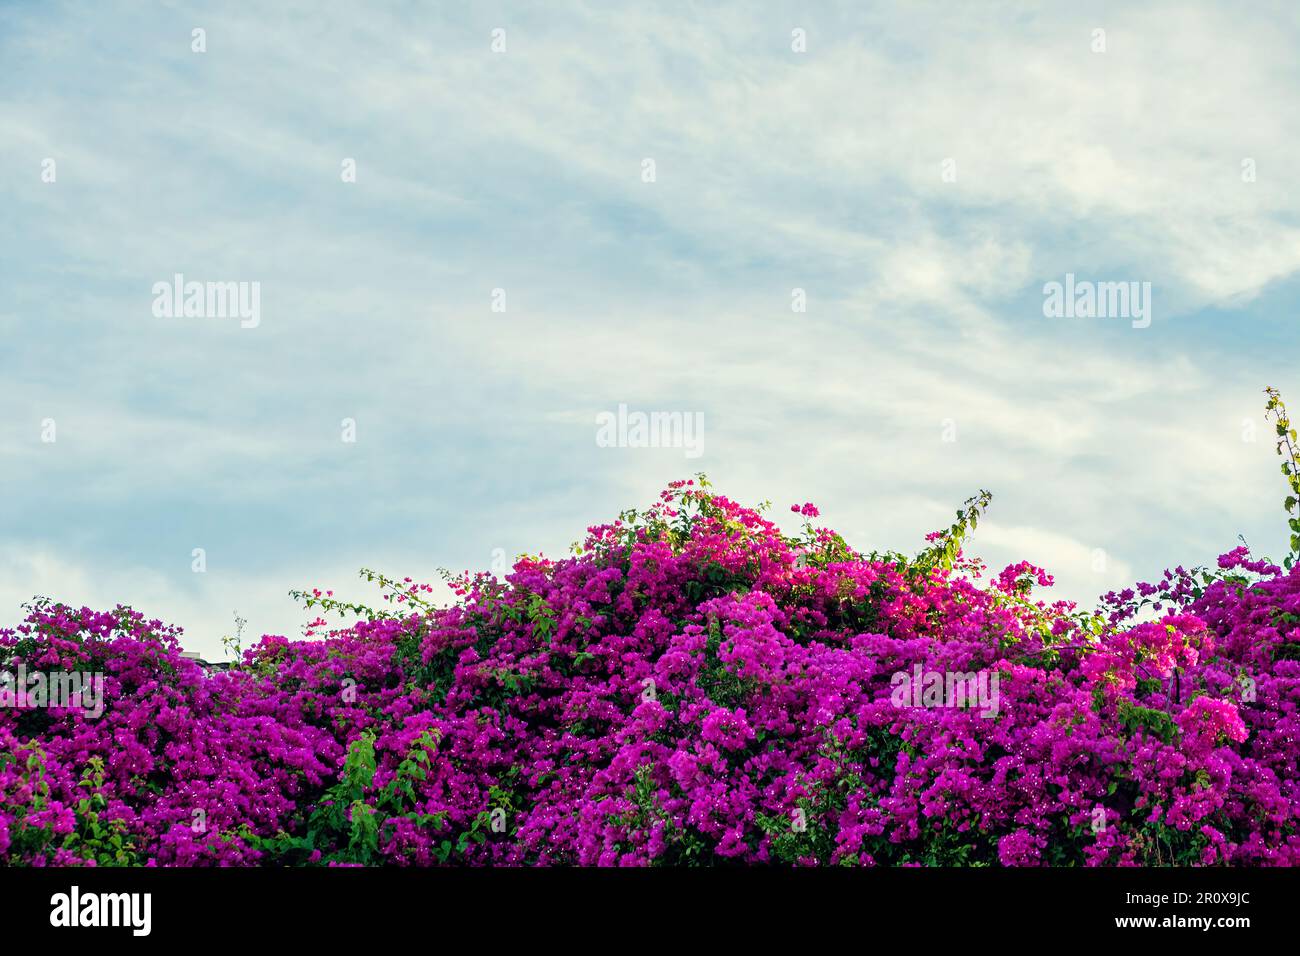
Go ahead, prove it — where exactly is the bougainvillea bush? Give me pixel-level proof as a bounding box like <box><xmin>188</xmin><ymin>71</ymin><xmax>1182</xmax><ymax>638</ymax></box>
<box><xmin>3</xmin><ymin>398</ymin><xmax>1299</xmax><ymax>867</ymax></box>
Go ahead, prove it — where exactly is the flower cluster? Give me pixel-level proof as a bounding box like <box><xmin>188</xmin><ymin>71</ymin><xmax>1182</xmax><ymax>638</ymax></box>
<box><xmin>2</xmin><ymin>480</ymin><xmax>1297</xmax><ymax>866</ymax></box>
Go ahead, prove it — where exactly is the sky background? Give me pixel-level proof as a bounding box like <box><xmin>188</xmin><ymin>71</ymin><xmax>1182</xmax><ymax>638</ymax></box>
<box><xmin>2</xmin><ymin>1</ymin><xmax>1298</xmax><ymax>660</ymax></box>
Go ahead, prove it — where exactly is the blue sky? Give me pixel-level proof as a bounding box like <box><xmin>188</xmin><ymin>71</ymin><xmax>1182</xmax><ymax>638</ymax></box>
<box><xmin>2</xmin><ymin>1</ymin><xmax>1298</xmax><ymax>659</ymax></box>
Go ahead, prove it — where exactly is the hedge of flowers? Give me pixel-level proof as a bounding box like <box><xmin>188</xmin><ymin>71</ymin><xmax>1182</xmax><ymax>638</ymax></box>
<box><xmin>2</xmin><ymin>467</ymin><xmax>1297</xmax><ymax>868</ymax></box>
<box><xmin>5</xmin><ymin>392</ymin><xmax>1300</xmax><ymax>867</ymax></box>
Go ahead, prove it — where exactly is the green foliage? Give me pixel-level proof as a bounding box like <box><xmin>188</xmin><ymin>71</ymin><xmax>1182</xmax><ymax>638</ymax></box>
<box><xmin>289</xmin><ymin>567</ymin><xmax>442</xmax><ymax>623</ymax></box>
<box><xmin>1264</xmin><ymin>386</ymin><xmax>1300</xmax><ymax>567</ymax></box>
<box><xmin>605</xmin><ymin>764</ymin><xmax>709</xmax><ymax>865</ymax></box>
<box><xmin>500</xmin><ymin>591</ymin><xmax>556</xmax><ymax>643</ymax></box>
<box><xmin>1116</xmin><ymin>699</ymin><xmax>1179</xmax><ymax>745</ymax></box>
<box><xmin>915</xmin><ymin>490</ymin><xmax>993</xmax><ymax>573</ymax></box>
<box><xmin>1130</xmin><ymin>819</ymin><xmax>1213</xmax><ymax>867</ymax></box>
<box><xmin>242</xmin><ymin>728</ymin><xmax>449</xmax><ymax>865</ymax></box>
<box><xmin>220</xmin><ymin>611</ymin><xmax>247</xmax><ymax>667</ymax></box>
<box><xmin>0</xmin><ymin>746</ymin><xmax>143</xmax><ymax>866</ymax></box>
